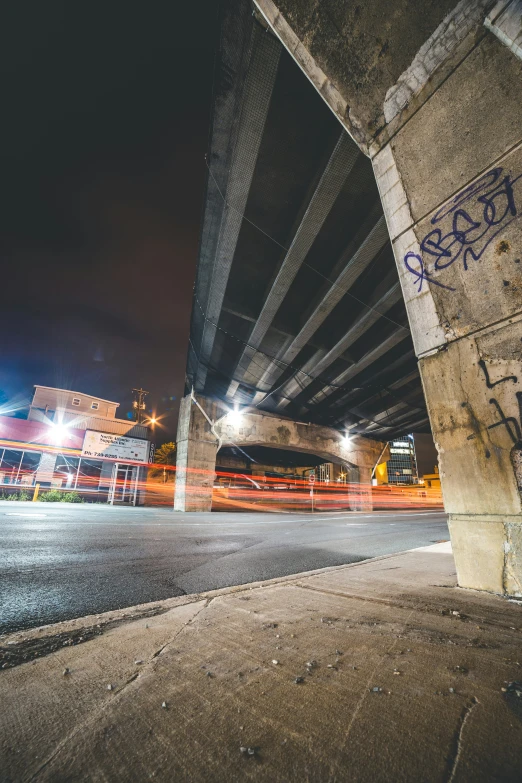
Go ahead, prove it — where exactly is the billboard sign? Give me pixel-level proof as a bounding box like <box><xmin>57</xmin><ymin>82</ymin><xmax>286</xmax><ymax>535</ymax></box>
<box><xmin>82</xmin><ymin>430</ymin><xmax>150</xmax><ymax>463</ymax></box>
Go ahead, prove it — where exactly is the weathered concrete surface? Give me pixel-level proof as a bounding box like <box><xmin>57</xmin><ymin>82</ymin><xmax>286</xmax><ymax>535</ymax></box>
<box><xmin>254</xmin><ymin>0</ymin><xmax>460</xmax><ymax>150</ymax></box>
<box><xmin>421</xmin><ymin>318</ymin><xmax>522</xmax><ymax>519</ymax></box>
<box><xmin>420</xmin><ymin>317</ymin><xmax>522</xmax><ymax>594</ymax></box>
<box><xmin>174</xmin><ymin>394</ymin><xmax>220</xmax><ymax>512</ymax></box>
<box><xmin>2</xmin><ymin>544</ymin><xmax>522</xmax><ymax>782</ymax></box>
<box><xmin>389</xmin><ymin>32</ymin><xmax>522</xmax><ymax>225</ymax></box>
<box><xmin>255</xmin><ymin>0</ymin><xmax>522</xmax><ymax>594</ymax></box>
<box><xmin>174</xmin><ymin>394</ymin><xmax>388</xmax><ymax>512</ymax></box>
<box><xmin>486</xmin><ymin>0</ymin><xmax>522</xmax><ymax>61</ymax></box>
<box><xmin>380</xmin><ymin>17</ymin><xmax>522</xmax><ymax>596</ymax></box>
<box><xmin>215</xmin><ymin>407</ymin><xmax>386</xmax><ymax>468</ymax></box>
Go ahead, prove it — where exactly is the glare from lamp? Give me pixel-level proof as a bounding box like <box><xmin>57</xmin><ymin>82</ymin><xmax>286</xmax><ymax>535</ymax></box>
<box><xmin>228</xmin><ymin>405</ymin><xmax>242</xmax><ymax>426</ymax></box>
<box><xmin>342</xmin><ymin>434</ymin><xmax>351</xmax><ymax>448</ymax></box>
<box><xmin>50</xmin><ymin>422</ymin><xmax>70</xmax><ymax>444</ymax></box>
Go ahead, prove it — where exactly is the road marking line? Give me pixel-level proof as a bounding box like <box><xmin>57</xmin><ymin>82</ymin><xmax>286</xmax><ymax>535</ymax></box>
<box><xmin>409</xmin><ymin>540</ymin><xmax>452</xmax><ymax>553</ymax></box>
<box><xmin>6</xmin><ymin>513</ymin><xmax>47</xmax><ymax>518</ymax></box>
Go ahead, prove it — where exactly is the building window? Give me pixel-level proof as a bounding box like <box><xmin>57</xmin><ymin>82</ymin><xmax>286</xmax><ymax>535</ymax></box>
<box><xmin>91</xmin><ymin>402</ymin><xmax>99</xmax><ymax>410</ymax></box>
<box><xmin>318</xmin><ymin>463</ymin><xmax>331</xmax><ymax>484</ymax></box>
<box><xmin>72</xmin><ymin>398</ymin><xmax>81</xmax><ymax>406</ymax></box>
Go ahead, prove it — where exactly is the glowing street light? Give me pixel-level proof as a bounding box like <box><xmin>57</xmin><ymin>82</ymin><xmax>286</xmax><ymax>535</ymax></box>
<box><xmin>228</xmin><ymin>405</ymin><xmax>242</xmax><ymax>426</ymax></box>
<box><xmin>50</xmin><ymin>421</ymin><xmax>71</xmax><ymax>444</ymax></box>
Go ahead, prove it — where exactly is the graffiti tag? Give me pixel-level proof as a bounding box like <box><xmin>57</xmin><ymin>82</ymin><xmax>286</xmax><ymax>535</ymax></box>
<box><xmin>405</xmin><ymin>167</ymin><xmax>522</xmax><ymax>293</ymax></box>
<box><xmin>477</xmin><ymin>360</ymin><xmax>521</xmax><ymax>445</ymax></box>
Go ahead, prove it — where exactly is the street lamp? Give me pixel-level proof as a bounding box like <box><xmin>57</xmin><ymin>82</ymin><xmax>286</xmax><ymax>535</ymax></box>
<box><xmin>50</xmin><ymin>421</ymin><xmax>71</xmax><ymax>444</ymax></box>
<box><xmin>228</xmin><ymin>405</ymin><xmax>242</xmax><ymax>426</ymax></box>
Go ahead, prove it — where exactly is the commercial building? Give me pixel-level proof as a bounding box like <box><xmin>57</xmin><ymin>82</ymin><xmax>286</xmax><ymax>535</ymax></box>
<box><xmin>0</xmin><ymin>386</ymin><xmax>152</xmax><ymax>504</ymax></box>
<box><xmin>373</xmin><ymin>433</ymin><xmax>441</xmax><ymax>487</ymax></box>
<box><xmin>373</xmin><ymin>435</ymin><xmax>419</xmax><ymax>485</ymax></box>
<box><xmin>386</xmin><ymin>436</ymin><xmax>419</xmax><ymax>485</ymax></box>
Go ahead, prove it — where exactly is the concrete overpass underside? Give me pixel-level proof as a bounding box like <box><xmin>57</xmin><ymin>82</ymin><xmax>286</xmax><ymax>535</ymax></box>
<box><xmin>178</xmin><ymin>0</ymin><xmax>522</xmax><ymax>596</ymax></box>
<box><xmin>186</xmin><ymin>0</ymin><xmax>427</xmax><ymax>440</ymax></box>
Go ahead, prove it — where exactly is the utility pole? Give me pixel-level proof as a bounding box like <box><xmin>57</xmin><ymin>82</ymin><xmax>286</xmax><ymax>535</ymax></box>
<box><xmin>132</xmin><ymin>388</ymin><xmax>149</xmax><ymax>424</ymax></box>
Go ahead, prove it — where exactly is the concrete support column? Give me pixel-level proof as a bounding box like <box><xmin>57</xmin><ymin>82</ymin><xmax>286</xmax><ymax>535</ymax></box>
<box><xmin>174</xmin><ymin>394</ymin><xmax>219</xmax><ymax>512</ymax></box>
<box><xmin>358</xmin><ymin>465</ymin><xmax>373</xmax><ymax>513</ymax></box>
<box><xmin>370</xmin><ymin>29</ymin><xmax>522</xmax><ymax>594</ymax></box>
<box><xmin>254</xmin><ymin>0</ymin><xmax>522</xmax><ymax>593</ymax></box>
<box><xmin>346</xmin><ymin>464</ymin><xmax>373</xmax><ymax>512</ymax></box>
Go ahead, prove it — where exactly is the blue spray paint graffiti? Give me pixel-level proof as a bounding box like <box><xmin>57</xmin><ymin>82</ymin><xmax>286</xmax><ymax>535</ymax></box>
<box><xmin>405</xmin><ymin>167</ymin><xmax>522</xmax><ymax>293</ymax></box>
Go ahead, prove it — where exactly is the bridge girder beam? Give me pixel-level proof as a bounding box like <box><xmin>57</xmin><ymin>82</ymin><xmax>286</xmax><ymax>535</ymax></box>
<box><xmin>227</xmin><ymin>131</ymin><xmax>360</xmax><ymax>396</ymax></box>
<box><xmin>194</xmin><ymin>24</ymin><xmax>281</xmax><ymax>391</ymax></box>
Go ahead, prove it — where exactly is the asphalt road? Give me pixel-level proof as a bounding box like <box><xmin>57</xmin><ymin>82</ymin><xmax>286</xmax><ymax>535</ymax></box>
<box><xmin>0</xmin><ymin>502</ymin><xmax>448</xmax><ymax>634</ymax></box>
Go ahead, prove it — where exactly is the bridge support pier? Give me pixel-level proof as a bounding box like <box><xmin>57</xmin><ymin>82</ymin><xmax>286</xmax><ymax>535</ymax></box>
<box><xmin>173</xmin><ymin>394</ymin><xmax>219</xmax><ymax>513</ymax></box>
<box><xmin>372</xmin><ymin>21</ymin><xmax>522</xmax><ymax>595</ymax></box>
<box><xmin>254</xmin><ymin>0</ymin><xmax>522</xmax><ymax>593</ymax></box>
<box><xmin>345</xmin><ymin>465</ymin><xmax>372</xmax><ymax>512</ymax></box>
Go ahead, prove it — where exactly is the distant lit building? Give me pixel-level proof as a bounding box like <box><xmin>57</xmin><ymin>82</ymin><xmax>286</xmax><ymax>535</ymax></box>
<box><xmin>386</xmin><ymin>435</ymin><xmax>419</xmax><ymax>485</ymax></box>
<box><xmin>0</xmin><ymin>386</ymin><xmax>152</xmax><ymax>504</ymax></box>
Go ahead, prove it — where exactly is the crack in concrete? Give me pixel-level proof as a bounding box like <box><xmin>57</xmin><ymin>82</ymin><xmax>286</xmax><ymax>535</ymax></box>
<box><xmin>0</xmin><ymin>604</ymin><xmax>173</xmax><ymax>670</ymax></box>
<box><xmin>26</xmin><ymin>599</ymin><xmax>212</xmax><ymax>782</ymax></box>
<box><xmin>101</xmin><ymin>598</ymin><xmax>214</xmax><ymax>704</ymax></box>
<box><xmin>295</xmin><ymin>582</ymin><xmax>411</xmax><ymax>609</ymax></box>
<box><xmin>295</xmin><ymin>583</ymin><xmax>522</xmax><ymax>633</ymax></box>
<box><xmin>446</xmin><ymin>697</ymin><xmax>480</xmax><ymax>783</ymax></box>
<box><xmin>331</xmin><ymin>608</ymin><xmax>415</xmax><ymax>779</ymax></box>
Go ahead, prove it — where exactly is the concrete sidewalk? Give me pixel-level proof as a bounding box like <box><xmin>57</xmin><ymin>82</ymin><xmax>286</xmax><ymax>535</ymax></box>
<box><xmin>1</xmin><ymin>545</ymin><xmax>521</xmax><ymax>782</ymax></box>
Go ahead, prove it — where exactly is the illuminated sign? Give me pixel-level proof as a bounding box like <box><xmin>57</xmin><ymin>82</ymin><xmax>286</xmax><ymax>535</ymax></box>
<box><xmin>81</xmin><ymin>430</ymin><xmax>150</xmax><ymax>463</ymax></box>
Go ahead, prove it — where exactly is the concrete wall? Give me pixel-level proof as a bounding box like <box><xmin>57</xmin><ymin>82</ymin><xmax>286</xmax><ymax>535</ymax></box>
<box><xmin>174</xmin><ymin>394</ymin><xmax>387</xmax><ymax>512</ymax></box>
<box><xmin>215</xmin><ymin>409</ymin><xmax>384</xmax><ymax>467</ymax></box>
<box><xmin>254</xmin><ymin>0</ymin><xmax>522</xmax><ymax>594</ymax></box>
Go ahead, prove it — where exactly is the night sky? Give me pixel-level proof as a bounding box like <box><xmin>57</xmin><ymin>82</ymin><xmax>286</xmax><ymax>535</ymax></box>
<box><xmin>0</xmin><ymin>2</ymin><xmax>217</xmax><ymax>439</ymax></box>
